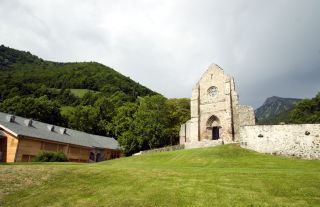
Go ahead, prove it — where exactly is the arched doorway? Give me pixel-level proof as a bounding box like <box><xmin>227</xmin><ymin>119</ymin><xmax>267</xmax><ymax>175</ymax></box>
<box><xmin>206</xmin><ymin>115</ymin><xmax>221</xmax><ymax>140</ymax></box>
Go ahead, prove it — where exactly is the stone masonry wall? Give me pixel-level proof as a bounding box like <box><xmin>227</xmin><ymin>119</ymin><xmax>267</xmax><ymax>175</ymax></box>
<box><xmin>138</xmin><ymin>145</ymin><xmax>185</xmax><ymax>155</ymax></box>
<box><xmin>240</xmin><ymin>124</ymin><xmax>320</xmax><ymax>159</ymax></box>
<box><xmin>238</xmin><ymin>105</ymin><xmax>255</xmax><ymax>126</ymax></box>
<box><xmin>179</xmin><ymin>123</ymin><xmax>186</xmax><ymax>144</ymax></box>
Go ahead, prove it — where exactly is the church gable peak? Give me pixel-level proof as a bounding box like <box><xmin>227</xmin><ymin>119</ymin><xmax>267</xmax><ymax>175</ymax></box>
<box><xmin>197</xmin><ymin>63</ymin><xmax>227</xmax><ymax>85</ymax></box>
<box><xmin>206</xmin><ymin>63</ymin><xmax>224</xmax><ymax>75</ymax></box>
<box><xmin>209</xmin><ymin>63</ymin><xmax>223</xmax><ymax>71</ymax></box>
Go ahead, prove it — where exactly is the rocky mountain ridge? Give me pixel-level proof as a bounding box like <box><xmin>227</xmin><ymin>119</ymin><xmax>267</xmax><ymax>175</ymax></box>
<box><xmin>255</xmin><ymin>96</ymin><xmax>301</xmax><ymax>123</ymax></box>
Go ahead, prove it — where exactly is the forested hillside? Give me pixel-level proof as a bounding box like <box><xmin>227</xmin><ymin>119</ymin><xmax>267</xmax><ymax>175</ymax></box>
<box><xmin>0</xmin><ymin>45</ymin><xmax>190</xmax><ymax>154</ymax></box>
<box><xmin>0</xmin><ymin>45</ymin><xmax>155</xmax><ymax>98</ymax></box>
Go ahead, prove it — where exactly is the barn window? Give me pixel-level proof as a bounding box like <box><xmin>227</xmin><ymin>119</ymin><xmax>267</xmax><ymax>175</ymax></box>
<box><xmin>21</xmin><ymin>154</ymin><xmax>35</xmax><ymax>162</ymax></box>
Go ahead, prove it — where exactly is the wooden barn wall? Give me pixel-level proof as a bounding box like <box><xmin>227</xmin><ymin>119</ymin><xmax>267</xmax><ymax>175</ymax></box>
<box><xmin>15</xmin><ymin>137</ymin><xmax>91</xmax><ymax>162</ymax></box>
<box><xmin>67</xmin><ymin>146</ymin><xmax>90</xmax><ymax>162</ymax></box>
<box><xmin>15</xmin><ymin>138</ymin><xmax>42</xmax><ymax>162</ymax></box>
<box><xmin>0</xmin><ymin>130</ymin><xmax>120</xmax><ymax>163</ymax></box>
<box><xmin>103</xmin><ymin>149</ymin><xmax>121</xmax><ymax>160</ymax></box>
<box><xmin>4</xmin><ymin>132</ymin><xmax>19</xmax><ymax>163</ymax></box>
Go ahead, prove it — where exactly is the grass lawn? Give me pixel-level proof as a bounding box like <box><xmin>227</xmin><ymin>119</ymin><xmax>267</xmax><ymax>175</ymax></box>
<box><xmin>0</xmin><ymin>144</ymin><xmax>319</xmax><ymax>207</ymax></box>
<box><xmin>69</xmin><ymin>89</ymin><xmax>100</xmax><ymax>98</ymax></box>
<box><xmin>51</xmin><ymin>88</ymin><xmax>100</xmax><ymax>98</ymax></box>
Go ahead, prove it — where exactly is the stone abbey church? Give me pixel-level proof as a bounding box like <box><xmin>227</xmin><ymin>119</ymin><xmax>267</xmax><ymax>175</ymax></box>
<box><xmin>179</xmin><ymin>64</ymin><xmax>320</xmax><ymax>160</ymax></box>
<box><xmin>179</xmin><ymin>64</ymin><xmax>256</xmax><ymax>145</ymax></box>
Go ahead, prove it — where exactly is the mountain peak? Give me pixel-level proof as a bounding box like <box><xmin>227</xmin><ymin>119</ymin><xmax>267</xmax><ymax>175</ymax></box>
<box><xmin>264</xmin><ymin>96</ymin><xmax>281</xmax><ymax>104</ymax></box>
<box><xmin>255</xmin><ymin>96</ymin><xmax>302</xmax><ymax>123</ymax></box>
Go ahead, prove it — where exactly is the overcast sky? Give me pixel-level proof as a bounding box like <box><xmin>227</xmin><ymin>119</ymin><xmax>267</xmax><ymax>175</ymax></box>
<box><xmin>1</xmin><ymin>0</ymin><xmax>319</xmax><ymax>108</ymax></box>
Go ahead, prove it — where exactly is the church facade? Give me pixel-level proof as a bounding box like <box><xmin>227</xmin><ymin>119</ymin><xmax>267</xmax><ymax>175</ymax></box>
<box><xmin>180</xmin><ymin>64</ymin><xmax>255</xmax><ymax>145</ymax></box>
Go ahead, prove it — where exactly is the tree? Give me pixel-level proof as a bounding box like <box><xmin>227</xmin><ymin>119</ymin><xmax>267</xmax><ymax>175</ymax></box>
<box><xmin>117</xmin><ymin>131</ymin><xmax>140</xmax><ymax>155</ymax></box>
<box><xmin>165</xmin><ymin>98</ymin><xmax>190</xmax><ymax>145</ymax></box>
<box><xmin>81</xmin><ymin>92</ymin><xmax>99</xmax><ymax>106</ymax></box>
<box><xmin>111</xmin><ymin>102</ymin><xmax>137</xmax><ymax>138</ymax></box>
<box><xmin>0</xmin><ymin>96</ymin><xmax>66</xmax><ymax>126</ymax></box>
<box><xmin>66</xmin><ymin>105</ymin><xmax>99</xmax><ymax>134</ymax></box>
<box><xmin>111</xmin><ymin>102</ymin><xmax>140</xmax><ymax>155</ymax></box>
<box><xmin>110</xmin><ymin>96</ymin><xmax>191</xmax><ymax>155</ymax></box>
<box><xmin>133</xmin><ymin>95</ymin><xmax>170</xmax><ymax>150</ymax></box>
<box><xmin>289</xmin><ymin>93</ymin><xmax>320</xmax><ymax>124</ymax></box>
<box><xmin>94</xmin><ymin>96</ymin><xmax>116</xmax><ymax>136</ymax></box>
<box><xmin>110</xmin><ymin>95</ymin><xmax>170</xmax><ymax>155</ymax></box>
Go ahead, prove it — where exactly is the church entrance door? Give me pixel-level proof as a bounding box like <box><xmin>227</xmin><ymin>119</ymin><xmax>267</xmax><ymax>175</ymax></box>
<box><xmin>212</xmin><ymin>127</ymin><xmax>219</xmax><ymax>140</ymax></box>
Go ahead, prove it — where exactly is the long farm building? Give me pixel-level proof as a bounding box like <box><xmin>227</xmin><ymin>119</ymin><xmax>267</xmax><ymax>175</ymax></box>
<box><xmin>0</xmin><ymin>112</ymin><xmax>121</xmax><ymax>163</ymax></box>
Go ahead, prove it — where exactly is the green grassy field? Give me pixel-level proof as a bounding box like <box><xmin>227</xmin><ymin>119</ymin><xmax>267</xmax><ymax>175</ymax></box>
<box><xmin>0</xmin><ymin>144</ymin><xmax>319</xmax><ymax>207</ymax></box>
<box><xmin>69</xmin><ymin>89</ymin><xmax>100</xmax><ymax>98</ymax></box>
<box><xmin>52</xmin><ymin>88</ymin><xmax>100</xmax><ymax>98</ymax></box>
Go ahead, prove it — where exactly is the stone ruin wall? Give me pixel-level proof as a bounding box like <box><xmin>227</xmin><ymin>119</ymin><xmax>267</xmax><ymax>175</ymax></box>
<box><xmin>240</xmin><ymin>124</ymin><xmax>320</xmax><ymax>159</ymax></box>
<box><xmin>233</xmin><ymin>105</ymin><xmax>256</xmax><ymax>142</ymax></box>
<box><xmin>238</xmin><ymin>105</ymin><xmax>255</xmax><ymax>126</ymax></box>
<box><xmin>179</xmin><ymin>122</ymin><xmax>188</xmax><ymax>144</ymax></box>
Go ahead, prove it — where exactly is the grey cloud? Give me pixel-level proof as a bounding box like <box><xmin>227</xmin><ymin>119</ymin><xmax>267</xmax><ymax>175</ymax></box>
<box><xmin>0</xmin><ymin>0</ymin><xmax>319</xmax><ymax>108</ymax></box>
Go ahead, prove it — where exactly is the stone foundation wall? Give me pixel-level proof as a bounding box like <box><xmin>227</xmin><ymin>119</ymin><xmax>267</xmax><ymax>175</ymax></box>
<box><xmin>135</xmin><ymin>145</ymin><xmax>185</xmax><ymax>155</ymax></box>
<box><xmin>240</xmin><ymin>124</ymin><xmax>320</xmax><ymax>159</ymax></box>
<box><xmin>184</xmin><ymin>139</ymin><xmax>224</xmax><ymax>149</ymax></box>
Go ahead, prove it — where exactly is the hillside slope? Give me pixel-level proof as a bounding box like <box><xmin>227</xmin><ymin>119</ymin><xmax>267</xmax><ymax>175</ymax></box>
<box><xmin>255</xmin><ymin>96</ymin><xmax>301</xmax><ymax>123</ymax></box>
<box><xmin>0</xmin><ymin>45</ymin><xmax>156</xmax><ymax>100</ymax></box>
<box><xmin>0</xmin><ymin>45</ymin><xmax>190</xmax><ymax>152</ymax></box>
<box><xmin>1</xmin><ymin>144</ymin><xmax>319</xmax><ymax>207</ymax></box>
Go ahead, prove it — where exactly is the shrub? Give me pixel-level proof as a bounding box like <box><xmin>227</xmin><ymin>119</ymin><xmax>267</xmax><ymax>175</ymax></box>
<box><xmin>33</xmin><ymin>151</ymin><xmax>68</xmax><ymax>162</ymax></box>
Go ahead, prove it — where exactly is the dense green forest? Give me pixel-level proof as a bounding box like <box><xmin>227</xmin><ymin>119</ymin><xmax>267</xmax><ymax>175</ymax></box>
<box><xmin>258</xmin><ymin>92</ymin><xmax>320</xmax><ymax>125</ymax></box>
<box><xmin>0</xmin><ymin>45</ymin><xmax>190</xmax><ymax>155</ymax></box>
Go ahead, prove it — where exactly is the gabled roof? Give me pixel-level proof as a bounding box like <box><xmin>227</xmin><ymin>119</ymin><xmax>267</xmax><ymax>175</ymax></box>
<box><xmin>0</xmin><ymin>112</ymin><xmax>120</xmax><ymax>150</ymax></box>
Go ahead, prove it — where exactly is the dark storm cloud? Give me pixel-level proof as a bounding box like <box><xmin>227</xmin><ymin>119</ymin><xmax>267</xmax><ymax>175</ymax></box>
<box><xmin>0</xmin><ymin>0</ymin><xmax>319</xmax><ymax>107</ymax></box>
